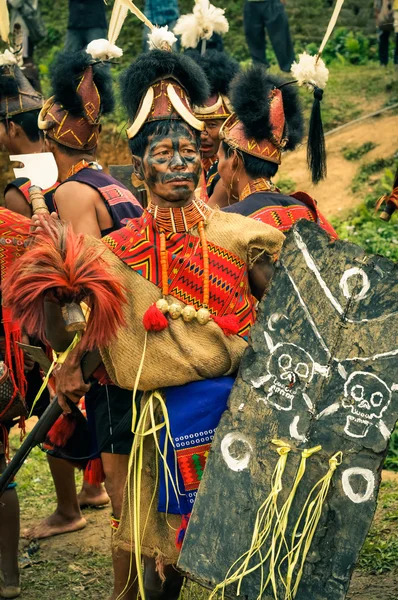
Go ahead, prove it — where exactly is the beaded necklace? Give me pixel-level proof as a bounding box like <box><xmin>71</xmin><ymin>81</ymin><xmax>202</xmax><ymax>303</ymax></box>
<box><xmin>239</xmin><ymin>178</ymin><xmax>279</xmax><ymax>202</ymax></box>
<box><xmin>142</xmin><ymin>200</ymin><xmax>239</xmax><ymax>335</ymax></box>
<box><xmin>66</xmin><ymin>159</ymin><xmax>102</xmax><ymax>179</ymax></box>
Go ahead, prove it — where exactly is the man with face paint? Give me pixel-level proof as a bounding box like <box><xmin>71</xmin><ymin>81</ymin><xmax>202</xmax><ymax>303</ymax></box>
<box><xmin>219</xmin><ymin>66</ymin><xmax>337</xmax><ymax>237</ymax></box>
<box><xmin>8</xmin><ymin>46</ymin><xmax>285</xmax><ymax>599</ymax></box>
<box><xmin>189</xmin><ymin>49</ymin><xmax>240</xmax><ymax>208</ymax></box>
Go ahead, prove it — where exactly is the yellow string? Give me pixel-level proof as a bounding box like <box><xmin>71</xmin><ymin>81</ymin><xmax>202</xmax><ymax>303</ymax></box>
<box><xmin>263</xmin><ymin>445</ymin><xmax>321</xmax><ymax>599</ymax></box>
<box><xmin>28</xmin><ymin>332</ymin><xmax>82</xmax><ymax>418</ymax></box>
<box><xmin>209</xmin><ymin>439</ymin><xmax>291</xmax><ymax>600</ymax></box>
<box><xmin>280</xmin><ymin>451</ymin><xmax>343</xmax><ymax>600</ymax></box>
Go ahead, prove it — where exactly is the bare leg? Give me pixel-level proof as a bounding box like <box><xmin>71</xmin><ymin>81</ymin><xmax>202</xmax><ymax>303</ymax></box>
<box><xmin>101</xmin><ymin>453</ymin><xmax>137</xmax><ymax>600</ymax></box>
<box><xmin>0</xmin><ymin>455</ymin><xmax>20</xmax><ymax>598</ymax></box>
<box><xmin>23</xmin><ymin>455</ymin><xmax>86</xmax><ymax>539</ymax></box>
<box><xmin>77</xmin><ymin>479</ymin><xmax>110</xmax><ymax>508</ymax></box>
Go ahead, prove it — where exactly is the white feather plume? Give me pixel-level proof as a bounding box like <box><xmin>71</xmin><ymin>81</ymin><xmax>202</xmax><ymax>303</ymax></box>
<box><xmin>0</xmin><ymin>49</ymin><xmax>18</xmax><ymax>66</ymax></box>
<box><xmin>0</xmin><ymin>0</ymin><xmax>10</xmax><ymax>43</ymax></box>
<box><xmin>86</xmin><ymin>39</ymin><xmax>123</xmax><ymax>60</ymax></box>
<box><xmin>291</xmin><ymin>52</ymin><xmax>329</xmax><ymax>90</ymax></box>
<box><xmin>147</xmin><ymin>26</ymin><xmax>177</xmax><ymax>51</ymax></box>
<box><xmin>174</xmin><ymin>0</ymin><xmax>229</xmax><ymax>49</ymax></box>
<box><xmin>108</xmin><ymin>0</ymin><xmax>129</xmax><ymax>46</ymax></box>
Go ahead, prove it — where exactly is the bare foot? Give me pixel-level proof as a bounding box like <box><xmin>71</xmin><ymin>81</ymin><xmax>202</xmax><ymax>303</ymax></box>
<box><xmin>22</xmin><ymin>511</ymin><xmax>87</xmax><ymax>540</ymax></box>
<box><xmin>78</xmin><ymin>483</ymin><xmax>110</xmax><ymax>508</ymax></box>
<box><xmin>0</xmin><ymin>584</ymin><xmax>21</xmax><ymax>599</ymax></box>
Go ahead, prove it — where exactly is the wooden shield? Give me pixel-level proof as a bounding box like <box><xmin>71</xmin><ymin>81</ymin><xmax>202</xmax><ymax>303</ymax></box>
<box><xmin>178</xmin><ymin>220</ymin><xmax>398</xmax><ymax>600</ymax></box>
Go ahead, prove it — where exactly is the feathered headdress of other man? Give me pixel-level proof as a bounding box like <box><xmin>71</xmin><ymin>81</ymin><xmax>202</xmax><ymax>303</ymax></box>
<box><xmin>174</xmin><ymin>0</ymin><xmax>229</xmax><ymax>54</ymax></box>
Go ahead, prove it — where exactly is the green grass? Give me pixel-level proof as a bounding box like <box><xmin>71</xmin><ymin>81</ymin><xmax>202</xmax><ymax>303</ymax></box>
<box><xmin>358</xmin><ymin>481</ymin><xmax>398</xmax><ymax>575</ymax></box>
<box><xmin>342</xmin><ymin>142</ymin><xmax>378</xmax><ymax>162</ymax></box>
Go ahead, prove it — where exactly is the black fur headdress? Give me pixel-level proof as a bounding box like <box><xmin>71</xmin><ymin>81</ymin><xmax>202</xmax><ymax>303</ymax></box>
<box><xmin>120</xmin><ymin>49</ymin><xmax>210</xmax><ymax>119</ymax></box>
<box><xmin>49</xmin><ymin>50</ymin><xmax>114</xmax><ymax>117</ymax></box>
<box><xmin>187</xmin><ymin>49</ymin><xmax>240</xmax><ymax>97</ymax></box>
<box><xmin>230</xmin><ymin>66</ymin><xmax>304</xmax><ymax>152</ymax></box>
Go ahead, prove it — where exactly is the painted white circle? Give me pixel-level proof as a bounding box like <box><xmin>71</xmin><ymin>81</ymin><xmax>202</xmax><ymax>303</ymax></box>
<box><xmin>342</xmin><ymin>467</ymin><xmax>375</xmax><ymax>503</ymax></box>
<box><xmin>339</xmin><ymin>267</ymin><xmax>370</xmax><ymax>302</ymax></box>
<box><xmin>220</xmin><ymin>432</ymin><xmax>252</xmax><ymax>472</ymax></box>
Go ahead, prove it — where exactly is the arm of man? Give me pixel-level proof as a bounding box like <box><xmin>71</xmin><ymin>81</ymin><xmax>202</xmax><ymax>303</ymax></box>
<box><xmin>249</xmin><ymin>253</ymin><xmax>275</xmax><ymax>301</ymax></box>
<box><xmin>54</xmin><ymin>346</ymin><xmax>102</xmax><ymax>413</ymax></box>
<box><xmin>4</xmin><ymin>187</ymin><xmax>32</xmax><ymax>218</ymax></box>
<box><xmin>54</xmin><ymin>181</ymin><xmax>102</xmax><ymax>238</ymax></box>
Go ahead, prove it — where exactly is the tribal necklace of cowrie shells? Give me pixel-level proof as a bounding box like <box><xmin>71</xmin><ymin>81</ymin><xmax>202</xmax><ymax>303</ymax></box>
<box><xmin>147</xmin><ymin>199</ymin><xmax>213</xmax><ymax>326</ymax></box>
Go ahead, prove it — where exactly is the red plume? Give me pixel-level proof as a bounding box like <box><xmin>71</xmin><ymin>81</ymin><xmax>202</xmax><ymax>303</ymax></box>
<box><xmin>2</xmin><ymin>220</ymin><xmax>126</xmax><ymax>349</ymax></box>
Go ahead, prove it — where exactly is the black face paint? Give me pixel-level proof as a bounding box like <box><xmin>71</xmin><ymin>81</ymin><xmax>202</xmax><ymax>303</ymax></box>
<box><xmin>143</xmin><ymin>123</ymin><xmax>202</xmax><ymax>203</ymax></box>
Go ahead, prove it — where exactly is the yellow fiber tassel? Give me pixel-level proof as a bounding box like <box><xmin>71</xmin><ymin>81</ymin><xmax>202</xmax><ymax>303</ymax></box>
<box><xmin>281</xmin><ymin>451</ymin><xmax>343</xmax><ymax>600</ymax></box>
<box><xmin>209</xmin><ymin>439</ymin><xmax>291</xmax><ymax>600</ymax></box>
<box><xmin>262</xmin><ymin>445</ymin><xmax>321</xmax><ymax>599</ymax></box>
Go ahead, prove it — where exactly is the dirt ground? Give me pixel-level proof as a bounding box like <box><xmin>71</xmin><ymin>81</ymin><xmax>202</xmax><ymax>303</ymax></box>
<box><xmin>277</xmin><ymin>111</ymin><xmax>398</xmax><ymax>219</ymax></box>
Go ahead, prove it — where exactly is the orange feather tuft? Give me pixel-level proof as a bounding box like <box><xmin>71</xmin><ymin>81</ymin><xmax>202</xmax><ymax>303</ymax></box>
<box><xmin>2</xmin><ymin>220</ymin><xmax>126</xmax><ymax>349</ymax></box>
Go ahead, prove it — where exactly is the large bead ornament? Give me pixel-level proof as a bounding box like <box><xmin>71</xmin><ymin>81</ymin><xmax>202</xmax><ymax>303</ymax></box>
<box><xmin>182</xmin><ymin>305</ymin><xmax>196</xmax><ymax>322</ymax></box>
<box><xmin>168</xmin><ymin>303</ymin><xmax>183</xmax><ymax>319</ymax></box>
<box><xmin>196</xmin><ymin>307</ymin><xmax>211</xmax><ymax>325</ymax></box>
<box><xmin>156</xmin><ymin>298</ymin><xmax>169</xmax><ymax>314</ymax></box>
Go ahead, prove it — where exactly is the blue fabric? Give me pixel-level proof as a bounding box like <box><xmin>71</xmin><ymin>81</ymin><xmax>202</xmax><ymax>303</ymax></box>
<box><xmin>158</xmin><ymin>376</ymin><xmax>235</xmax><ymax>515</ymax></box>
<box><xmin>144</xmin><ymin>0</ymin><xmax>179</xmax><ymax>26</ymax></box>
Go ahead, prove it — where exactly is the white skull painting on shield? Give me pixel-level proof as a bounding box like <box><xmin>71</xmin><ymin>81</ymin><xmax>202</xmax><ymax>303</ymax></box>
<box><xmin>342</xmin><ymin>371</ymin><xmax>391</xmax><ymax>439</ymax></box>
<box><xmin>265</xmin><ymin>343</ymin><xmax>316</xmax><ymax>411</ymax></box>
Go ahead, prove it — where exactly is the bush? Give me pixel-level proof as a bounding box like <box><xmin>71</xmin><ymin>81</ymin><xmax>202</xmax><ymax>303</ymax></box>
<box><xmin>309</xmin><ymin>27</ymin><xmax>378</xmax><ymax>65</ymax></box>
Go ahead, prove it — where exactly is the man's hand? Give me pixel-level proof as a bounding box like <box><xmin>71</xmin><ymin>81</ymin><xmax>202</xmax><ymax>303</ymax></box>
<box><xmin>21</xmin><ymin>333</ymin><xmax>35</xmax><ymax>373</ymax></box>
<box><xmin>53</xmin><ymin>349</ymin><xmax>91</xmax><ymax>413</ymax></box>
<box><xmin>30</xmin><ymin>211</ymin><xmax>59</xmax><ymax>234</ymax></box>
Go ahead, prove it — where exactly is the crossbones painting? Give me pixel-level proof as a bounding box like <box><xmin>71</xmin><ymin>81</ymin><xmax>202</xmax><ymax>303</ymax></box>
<box><xmin>250</xmin><ymin>331</ymin><xmax>329</xmax><ymax>413</ymax></box>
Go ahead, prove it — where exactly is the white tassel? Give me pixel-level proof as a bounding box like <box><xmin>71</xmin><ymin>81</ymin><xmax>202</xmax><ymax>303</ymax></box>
<box><xmin>291</xmin><ymin>52</ymin><xmax>329</xmax><ymax>90</ymax></box>
<box><xmin>86</xmin><ymin>39</ymin><xmax>123</xmax><ymax>60</ymax></box>
<box><xmin>147</xmin><ymin>26</ymin><xmax>177</xmax><ymax>51</ymax></box>
<box><xmin>174</xmin><ymin>0</ymin><xmax>229</xmax><ymax>49</ymax></box>
<box><xmin>0</xmin><ymin>49</ymin><xmax>18</xmax><ymax>66</ymax></box>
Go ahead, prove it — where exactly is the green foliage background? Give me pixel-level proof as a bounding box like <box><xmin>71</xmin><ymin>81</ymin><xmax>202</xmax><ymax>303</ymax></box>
<box><xmin>36</xmin><ymin>0</ymin><xmax>376</xmax><ymax>68</ymax></box>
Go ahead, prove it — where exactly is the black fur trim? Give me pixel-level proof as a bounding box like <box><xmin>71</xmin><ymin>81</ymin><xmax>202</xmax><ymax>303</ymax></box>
<box><xmin>119</xmin><ymin>50</ymin><xmax>210</xmax><ymax>119</ymax></box>
<box><xmin>188</xmin><ymin>50</ymin><xmax>240</xmax><ymax>96</ymax></box>
<box><xmin>50</xmin><ymin>51</ymin><xmax>114</xmax><ymax>116</ymax></box>
<box><xmin>0</xmin><ymin>67</ymin><xmax>19</xmax><ymax>98</ymax></box>
<box><xmin>230</xmin><ymin>65</ymin><xmax>304</xmax><ymax>151</ymax></box>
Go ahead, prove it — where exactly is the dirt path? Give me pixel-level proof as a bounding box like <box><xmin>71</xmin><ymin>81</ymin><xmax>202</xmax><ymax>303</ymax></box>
<box><xmin>277</xmin><ymin>112</ymin><xmax>398</xmax><ymax>219</ymax></box>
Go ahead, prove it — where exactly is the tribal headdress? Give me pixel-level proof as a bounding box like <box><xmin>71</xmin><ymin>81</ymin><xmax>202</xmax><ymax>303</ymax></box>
<box><xmin>0</xmin><ymin>50</ymin><xmax>43</xmax><ymax>120</ymax></box>
<box><xmin>121</xmin><ymin>48</ymin><xmax>210</xmax><ymax>139</ymax></box>
<box><xmin>221</xmin><ymin>66</ymin><xmax>304</xmax><ymax>167</ymax></box>
<box><xmin>37</xmin><ymin>43</ymin><xmax>119</xmax><ymax>150</ymax></box>
<box><xmin>188</xmin><ymin>49</ymin><xmax>240</xmax><ymax>121</ymax></box>
<box><xmin>175</xmin><ymin>0</ymin><xmax>235</xmax><ymax>121</ymax></box>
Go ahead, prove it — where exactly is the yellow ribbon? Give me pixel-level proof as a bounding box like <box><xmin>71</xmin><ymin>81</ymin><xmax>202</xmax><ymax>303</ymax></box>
<box><xmin>209</xmin><ymin>439</ymin><xmax>291</xmax><ymax>600</ymax></box>
<box><xmin>28</xmin><ymin>332</ymin><xmax>82</xmax><ymax>418</ymax></box>
<box><xmin>281</xmin><ymin>451</ymin><xmax>343</xmax><ymax>600</ymax></box>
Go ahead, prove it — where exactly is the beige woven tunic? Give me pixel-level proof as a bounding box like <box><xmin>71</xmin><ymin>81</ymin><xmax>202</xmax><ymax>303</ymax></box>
<box><xmin>98</xmin><ymin>209</ymin><xmax>284</xmax><ymax>563</ymax></box>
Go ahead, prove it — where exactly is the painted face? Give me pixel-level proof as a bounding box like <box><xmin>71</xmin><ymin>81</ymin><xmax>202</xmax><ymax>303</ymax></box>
<box><xmin>142</xmin><ymin>123</ymin><xmax>202</xmax><ymax>204</ymax></box>
<box><xmin>200</xmin><ymin>120</ymin><xmax>223</xmax><ymax>158</ymax></box>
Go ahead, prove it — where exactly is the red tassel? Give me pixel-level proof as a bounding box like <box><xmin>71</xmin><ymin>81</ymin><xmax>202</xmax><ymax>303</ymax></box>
<box><xmin>212</xmin><ymin>314</ymin><xmax>240</xmax><ymax>336</ymax></box>
<box><xmin>84</xmin><ymin>457</ymin><xmax>105</xmax><ymax>487</ymax></box>
<box><xmin>175</xmin><ymin>513</ymin><xmax>191</xmax><ymax>550</ymax></box>
<box><xmin>143</xmin><ymin>304</ymin><xmax>169</xmax><ymax>332</ymax></box>
<box><xmin>47</xmin><ymin>415</ymin><xmax>77</xmax><ymax>448</ymax></box>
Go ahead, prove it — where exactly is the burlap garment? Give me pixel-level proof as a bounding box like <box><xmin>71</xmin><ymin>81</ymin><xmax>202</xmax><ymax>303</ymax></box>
<box><xmin>98</xmin><ymin>210</ymin><xmax>284</xmax><ymax>391</ymax></box>
<box><xmin>97</xmin><ymin>210</ymin><xmax>284</xmax><ymax>562</ymax></box>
